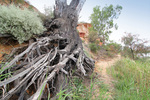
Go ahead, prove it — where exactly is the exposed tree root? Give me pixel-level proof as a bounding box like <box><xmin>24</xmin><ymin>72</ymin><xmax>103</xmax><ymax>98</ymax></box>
<box><xmin>0</xmin><ymin>0</ymin><xmax>95</xmax><ymax>99</ymax></box>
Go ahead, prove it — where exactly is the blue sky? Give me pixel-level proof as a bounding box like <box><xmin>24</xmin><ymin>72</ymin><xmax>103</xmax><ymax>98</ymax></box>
<box><xmin>29</xmin><ymin>0</ymin><xmax>150</xmax><ymax>44</ymax></box>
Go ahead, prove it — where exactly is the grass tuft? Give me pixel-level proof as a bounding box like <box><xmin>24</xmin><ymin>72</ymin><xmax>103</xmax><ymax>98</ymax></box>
<box><xmin>109</xmin><ymin>58</ymin><xmax>150</xmax><ymax>100</ymax></box>
<box><xmin>56</xmin><ymin>75</ymin><xmax>110</xmax><ymax>100</ymax></box>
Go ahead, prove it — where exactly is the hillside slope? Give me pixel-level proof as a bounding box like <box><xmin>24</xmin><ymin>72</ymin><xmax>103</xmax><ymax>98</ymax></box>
<box><xmin>0</xmin><ymin>0</ymin><xmax>38</xmax><ymax>11</ymax></box>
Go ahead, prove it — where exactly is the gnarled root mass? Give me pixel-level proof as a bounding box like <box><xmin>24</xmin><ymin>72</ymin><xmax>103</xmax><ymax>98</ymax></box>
<box><xmin>0</xmin><ymin>32</ymin><xmax>94</xmax><ymax>100</ymax></box>
<box><xmin>0</xmin><ymin>0</ymin><xmax>95</xmax><ymax>99</ymax></box>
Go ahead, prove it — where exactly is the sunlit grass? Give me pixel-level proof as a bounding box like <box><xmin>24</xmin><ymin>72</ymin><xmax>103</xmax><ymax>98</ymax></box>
<box><xmin>56</xmin><ymin>75</ymin><xmax>109</xmax><ymax>100</ymax></box>
<box><xmin>109</xmin><ymin>58</ymin><xmax>150</xmax><ymax>100</ymax></box>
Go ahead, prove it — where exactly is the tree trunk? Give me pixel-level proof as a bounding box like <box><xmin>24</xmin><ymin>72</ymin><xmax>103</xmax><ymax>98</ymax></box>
<box><xmin>0</xmin><ymin>0</ymin><xmax>95</xmax><ymax>99</ymax></box>
<box><xmin>102</xmin><ymin>35</ymin><xmax>105</xmax><ymax>45</ymax></box>
<box><xmin>130</xmin><ymin>48</ymin><xmax>134</xmax><ymax>60</ymax></box>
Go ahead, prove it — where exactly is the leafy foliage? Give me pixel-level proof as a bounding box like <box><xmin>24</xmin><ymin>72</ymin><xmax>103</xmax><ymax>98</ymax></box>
<box><xmin>90</xmin><ymin>5</ymin><xmax>122</xmax><ymax>44</ymax></box>
<box><xmin>88</xmin><ymin>29</ymin><xmax>98</xmax><ymax>43</ymax></box>
<box><xmin>104</xmin><ymin>40</ymin><xmax>122</xmax><ymax>53</ymax></box>
<box><xmin>89</xmin><ymin>43</ymin><xmax>100</xmax><ymax>53</ymax></box>
<box><xmin>0</xmin><ymin>5</ymin><xmax>45</xmax><ymax>43</ymax></box>
<box><xmin>121</xmin><ymin>32</ymin><xmax>150</xmax><ymax>59</ymax></box>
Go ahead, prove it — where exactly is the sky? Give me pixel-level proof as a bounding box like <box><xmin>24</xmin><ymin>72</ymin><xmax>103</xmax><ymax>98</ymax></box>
<box><xmin>28</xmin><ymin>0</ymin><xmax>150</xmax><ymax>45</ymax></box>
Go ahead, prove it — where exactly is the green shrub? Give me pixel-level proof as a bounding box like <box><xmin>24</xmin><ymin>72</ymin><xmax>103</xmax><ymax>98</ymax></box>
<box><xmin>121</xmin><ymin>46</ymin><xmax>133</xmax><ymax>58</ymax></box>
<box><xmin>88</xmin><ymin>30</ymin><xmax>98</xmax><ymax>43</ymax></box>
<box><xmin>89</xmin><ymin>43</ymin><xmax>100</xmax><ymax>53</ymax></box>
<box><xmin>104</xmin><ymin>41</ymin><xmax>122</xmax><ymax>53</ymax></box>
<box><xmin>0</xmin><ymin>5</ymin><xmax>45</xmax><ymax>43</ymax></box>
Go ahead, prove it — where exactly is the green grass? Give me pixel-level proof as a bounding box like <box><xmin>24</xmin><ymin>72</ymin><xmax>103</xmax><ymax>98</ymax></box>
<box><xmin>0</xmin><ymin>62</ymin><xmax>13</xmax><ymax>81</ymax></box>
<box><xmin>89</xmin><ymin>43</ymin><xmax>100</xmax><ymax>53</ymax></box>
<box><xmin>57</xmin><ymin>77</ymin><xmax>93</xmax><ymax>100</ymax></box>
<box><xmin>84</xmin><ymin>49</ymin><xmax>91</xmax><ymax>58</ymax></box>
<box><xmin>97</xmin><ymin>81</ymin><xmax>110</xmax><ymax>100</ymax></box>
<box><xmin>109</xmin><ymin>58</ymin><xmax>150</xmax><ymax>100</ymax></box>
<box><xmin>56</xmin><ymin>76</ymin><xmax>109</xmax><ymax>100</ymax></box>
<box><xmin>0</xmin><ymin>62</ymin><xmax>13</xmax><ymax>95</ymax></box>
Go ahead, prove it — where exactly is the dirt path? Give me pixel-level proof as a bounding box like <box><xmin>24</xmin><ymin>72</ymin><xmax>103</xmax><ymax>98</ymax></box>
<box><xmin>94</xmin><ymin>55</ymin><xmax>121</xmax><ymax>99</ymax></box>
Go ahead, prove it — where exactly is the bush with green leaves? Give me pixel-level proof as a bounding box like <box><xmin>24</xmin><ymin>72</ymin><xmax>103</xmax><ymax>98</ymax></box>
<box><xmin>104</xmin><ymin>41</ymin><xmax>122</xmax><ymax>53</ymax></box>
<box><xmin>88</xmin><ymin>30</ymin><xmax>98</xmax><ymax>43</ymax></box>
<box><xmin>89</xmin><ymin>43</ymin><xmax>100</xmax><ymax>53</ymax></box>
<box><xmin>0</xmin><ymin>5</ymin><xmax>45</xmax><ymax>43</ymax></box>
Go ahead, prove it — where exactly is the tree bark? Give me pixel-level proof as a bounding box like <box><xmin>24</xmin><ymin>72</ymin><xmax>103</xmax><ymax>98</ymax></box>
<box><xmin>130</xmin><ymin>48</ymin><xmax>134</xmax><ymax>60</ymax></box>
<box><xmin>0</xmin><ymin>0</ymin><xmax>94</xmax><ymax>99</ymax></box>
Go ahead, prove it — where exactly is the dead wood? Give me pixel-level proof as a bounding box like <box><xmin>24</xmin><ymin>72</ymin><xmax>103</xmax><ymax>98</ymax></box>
<box><xmin>0</xmin><ymin>0</ymin><xmax>94</xmax><ymax>99</ymax></box>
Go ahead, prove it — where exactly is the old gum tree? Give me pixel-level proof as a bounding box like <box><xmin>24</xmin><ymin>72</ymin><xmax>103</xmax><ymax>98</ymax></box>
<box><xmin>90</xmin><ymin>5</ymin><xmax>122</xmax><ymax>44</ymax></box>
<box><xmin>0</xmin><ymin>0</ymin><xmax>94</xmax><ymax>99</ymax></box>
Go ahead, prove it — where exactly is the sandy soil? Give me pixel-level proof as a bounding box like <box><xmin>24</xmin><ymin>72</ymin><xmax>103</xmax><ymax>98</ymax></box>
<box><xmin>0</xmin><ymin>38</ymin><xmax>27</xmax><ymax>63</ymax></box>
<box><xmin>94</xmin><ymin>55</ymin><xmax>121</xmax><ymax>99</ymax></box>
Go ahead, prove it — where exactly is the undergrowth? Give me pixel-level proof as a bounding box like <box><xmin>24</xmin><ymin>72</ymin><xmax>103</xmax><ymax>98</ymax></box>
<box><xmin>0</xmin><ymin>62</ymin><xmax>13</xmax><ymax>96</ymax></box>
<box><xmin>109</xmin><ymin>58</ymin><xmax>150</xmax><ymax>100</ymax></box>
<box><xmin>89</xmin><ymin>43</ymin><xmax>100</xmax><ymax>53</ymax></box>
<box><xmin>0</xmin><ymin>62</ymin><xmax>13</xmax><ymax>81</ymax></box>
<box><xmin>56</xmin><ymin>76</ymin><xmax>109</xmax><ymax>100</ymax></box>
